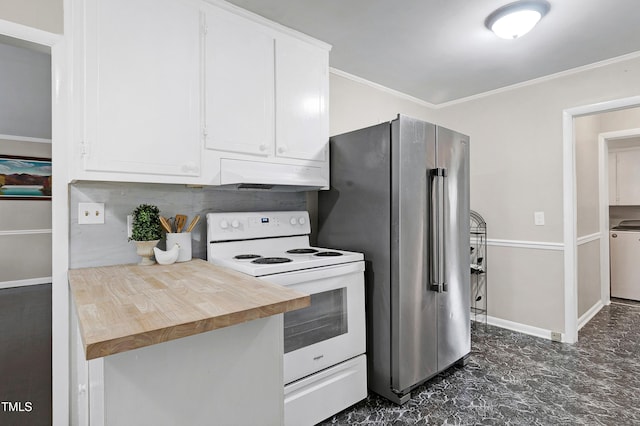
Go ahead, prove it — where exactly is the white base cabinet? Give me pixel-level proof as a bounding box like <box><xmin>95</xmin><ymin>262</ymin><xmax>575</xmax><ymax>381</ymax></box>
<box><xmin>71</xmin><ymin>0</ymin><xmax>331</xmax><ymax>188</ymax></box>
<box><xmin>74</xmin><ymin>315</ymin><xmax>285</xmax><ymax>426</ymax></box>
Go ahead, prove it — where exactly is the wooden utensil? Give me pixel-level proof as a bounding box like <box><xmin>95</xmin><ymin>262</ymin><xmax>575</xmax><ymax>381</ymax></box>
<box><xmin>175</xmin><ymin>214</ymin><xmax>187</xmax><ymax>233</ymax></box>
<box><xmin>185</xmin><ymin>215</ymin><xmax>200</xmax><ymax>233</ymax></box>
<box><xmin>159</xmin><ymin>216</ymin><xmax>173</xmax><ymax>234</ymax></box>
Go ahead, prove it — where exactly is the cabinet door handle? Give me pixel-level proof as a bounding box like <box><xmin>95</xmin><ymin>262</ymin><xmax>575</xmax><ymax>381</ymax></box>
<box><xmin>277</xmin><ymin>146</ymin><xmax>287</xmax><ymax>154</ymax></box>
<box><xmin>259</xmin><ymin>144</ymin><xmax>269</xmax><ymax>152</ymax></box>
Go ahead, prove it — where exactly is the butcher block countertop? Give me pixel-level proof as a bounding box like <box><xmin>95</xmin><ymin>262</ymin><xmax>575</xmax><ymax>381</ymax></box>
<box><xmin>69</xmin><ymin>259</ymin><xmax>310</xmax><ymax>360</ymax></box>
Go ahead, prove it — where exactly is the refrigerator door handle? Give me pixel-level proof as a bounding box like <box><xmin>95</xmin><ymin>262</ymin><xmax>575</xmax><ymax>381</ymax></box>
<box><xmin>429</xmin><ymin>168</ymin><xmax>446</xmax><ymax>292</ymax></box>
<box><xmin>440</xmin><ymin>169</ymin><xmax>448</xmax><ymax>293</ymax></box>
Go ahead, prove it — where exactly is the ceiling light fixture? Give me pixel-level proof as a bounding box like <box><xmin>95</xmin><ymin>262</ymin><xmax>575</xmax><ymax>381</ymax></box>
<box><xmin>485</xmin><ymin>0</ymin><xmax>550</xmax><ymax>40</ymax></box>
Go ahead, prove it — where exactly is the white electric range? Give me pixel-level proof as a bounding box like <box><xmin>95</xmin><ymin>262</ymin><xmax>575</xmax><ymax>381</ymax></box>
<box><xmin>207</xmin><ymin>211</ymin><xmax>367</xmax><ymax>426</ymax></box>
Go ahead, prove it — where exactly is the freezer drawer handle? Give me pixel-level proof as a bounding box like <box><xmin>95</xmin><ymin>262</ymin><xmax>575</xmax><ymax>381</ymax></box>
<box><xmin>429</xmin><ymin>168</ymin><xmax>447</xmax><ymax>292</ymax></box>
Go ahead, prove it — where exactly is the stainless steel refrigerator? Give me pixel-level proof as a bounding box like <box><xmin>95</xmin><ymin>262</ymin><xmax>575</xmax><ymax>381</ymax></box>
<box><xmin>317</xmin><ymin>114</ymin><xmax>470</xmax><ymax>405</ymax></box>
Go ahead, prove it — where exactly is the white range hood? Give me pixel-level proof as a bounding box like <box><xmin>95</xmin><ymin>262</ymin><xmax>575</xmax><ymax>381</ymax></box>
<box><xmin>218</xmin><ymin>158</ymin><xmax>328</xmax><ymax>191</ymax></box>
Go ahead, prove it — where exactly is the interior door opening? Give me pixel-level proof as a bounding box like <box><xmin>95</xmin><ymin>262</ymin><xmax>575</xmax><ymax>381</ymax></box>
<box><xmin>570</xmin><ymin>103</ymin><xmax>640</xmax><ymax>341</ymax></box>
<box><xmin>0</xmin><ymin>35</ymin><xmax>53</xmax><ymax>426</ymax></box>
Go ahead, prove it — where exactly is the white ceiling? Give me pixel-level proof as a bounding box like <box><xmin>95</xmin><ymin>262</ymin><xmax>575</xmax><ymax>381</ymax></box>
<box><xmin>224</xmin><ymin>0</ymin><xmax>640</xmax><ymax>105</ymax></box>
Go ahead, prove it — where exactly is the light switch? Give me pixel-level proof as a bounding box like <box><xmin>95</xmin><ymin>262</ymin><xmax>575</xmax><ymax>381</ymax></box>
<box><xmin>534</xmin><ymin>211</ymin><xmax>545</xmax><ymax>226</ymax></box>
<box><xmin>78</xmin><ymin>203</ymin><xmax>105</xmax><ymax>224</ymax></box>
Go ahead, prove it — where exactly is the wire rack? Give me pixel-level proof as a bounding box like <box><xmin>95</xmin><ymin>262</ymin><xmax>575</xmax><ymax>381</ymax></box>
<box><xmin>470</xmin><ymin>210</ymin><xmax>487</xmax><ymax>328</ymax></box>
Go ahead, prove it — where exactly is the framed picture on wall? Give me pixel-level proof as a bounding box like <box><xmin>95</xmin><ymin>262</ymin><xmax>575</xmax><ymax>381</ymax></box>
<box><xmin>0</xmin><ymin>155</ymin><xmax>52</xmax><ymax>200</ymax></box>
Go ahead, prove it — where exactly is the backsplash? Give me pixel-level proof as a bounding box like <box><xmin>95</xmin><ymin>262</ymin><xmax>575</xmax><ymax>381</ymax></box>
<box><xmin>69</xmin><ymin>182</ymin><xmax>307</xmax><ymax>268</ymax></box>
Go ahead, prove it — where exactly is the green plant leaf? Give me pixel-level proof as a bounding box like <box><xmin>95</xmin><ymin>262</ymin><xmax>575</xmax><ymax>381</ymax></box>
<box><xmin>130</xmin><ymin>203</ymin><xmax>162</xmax><ymax>241</ymax></box>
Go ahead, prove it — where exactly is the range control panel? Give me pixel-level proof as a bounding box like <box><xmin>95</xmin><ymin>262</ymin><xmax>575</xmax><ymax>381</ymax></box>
<box><xmin>207</xmin><ymin>211</ymin><xmax>311</xmax><ymax>241</ymax></box>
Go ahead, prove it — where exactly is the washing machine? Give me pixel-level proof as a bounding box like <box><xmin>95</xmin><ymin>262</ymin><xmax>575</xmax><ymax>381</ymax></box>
<box><xmin>610</xmin><ymin>220</ymin><xmax>640</xmax><ymax>301</ymax></box>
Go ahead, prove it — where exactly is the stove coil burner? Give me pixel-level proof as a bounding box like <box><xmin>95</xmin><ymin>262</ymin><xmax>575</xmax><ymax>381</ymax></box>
<box><xmin>251</xmin><ymin>257</ymin><xmax>293</xmax><ymax>264</ymax></box>
<box><xmin>286</xmin><ymin>248</ymin><xmax>319</xmax><ymax>254</ymax></box>
<box><xmin>234</xmin><ymin>254</ymin><xmax>262</xmax><ymax>260</ymax></box>
<box><xmin>314</xmin><ymin>251</ymin><xmax>344</xmax><ymax>257</ymax></box>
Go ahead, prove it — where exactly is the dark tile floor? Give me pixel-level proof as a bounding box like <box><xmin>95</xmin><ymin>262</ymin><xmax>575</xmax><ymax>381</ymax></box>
<box><xmin>319</xmin><ymin>301</ymin><xmax>640</xmax><ymax>425</ymax></box>
<box><xmin>0</xmin><ymin>284</ymin><xmax>52</xmax><ymax>426</ymax></box>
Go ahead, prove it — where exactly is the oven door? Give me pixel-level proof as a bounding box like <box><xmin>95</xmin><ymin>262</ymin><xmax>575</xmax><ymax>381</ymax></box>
<box><xmin>262</xmin><ymin>261</ymin><xmax>365</xmax><ymax>384</ymax></box>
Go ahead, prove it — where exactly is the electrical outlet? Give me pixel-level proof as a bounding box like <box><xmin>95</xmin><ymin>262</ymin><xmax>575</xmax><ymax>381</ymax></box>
<box><xmin>534</xmin><ymin>211</ymin><xmax>545</xmax><ymax>226</ymax></box>
<box><xmin>550</xmin><ymin>331</ymin><xmax>562</xmax><ymax>342</ymax></box>
<box><xmin>78</xmin><ymin>203</ymin><xmax>105</xmax><ymax>225</ymax></box>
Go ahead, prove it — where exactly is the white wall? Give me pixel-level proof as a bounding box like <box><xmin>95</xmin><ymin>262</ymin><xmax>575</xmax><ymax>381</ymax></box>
<box><xmin>0</xmin><ymin>0</ymin><xmax>63</xmax><ymax>34</ymax></box>
<box><xmin>0</xmin><ymin>40</ymin><xmax>52</xmax><ymax>288</ymax></box>
<box><xmin>329</xmin><ymin>72</ymin><xmax>435</xmax><ymax>136</ymax></box>
<box><xmin>575</xmin><ymin>114</ymin><xmax>601</xmax><ymax>237</ymax></box>
<box><xmin>597</xmin><ymin>107</ymin><xmax>640</xmax><ymax>132</ymax></box>
<box><xmin>0</xmin><ymin>42</ymin><xmax>51</xmax><ymax>139</ymax></box>
<box><xmin>429</xmin><ymin>55</ymin><xmax>640</xmax><ymax>333</ymax></box>
<box><xmin>578</xmin><ymin>240</ymin><xmax>600</xmax><ymax>317</ymax></box>
<box><xmin>330</xmin><ymin>54</ymin><xmax>640</xmax><ymax>335</ymax></box>
<box><xmin>574</xmin><ymin>114</ymin><xmax>602</xmax><ymax>318</ymax></box>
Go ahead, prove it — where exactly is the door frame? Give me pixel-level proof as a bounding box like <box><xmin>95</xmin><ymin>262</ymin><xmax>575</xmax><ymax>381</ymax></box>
<box><xmin>0</xmin><ymin>17</ymin><xmax>68</xmax><ymax>425</ymax></box>
<box><xmin>597</xmin><ymin>128</ymin><xmax>640</xmax><ymax>307</ymax></box>
<box><xmin>563</xmin><ymin>96</ymin><xmax>640</xmax><ymax>343</ymax></box>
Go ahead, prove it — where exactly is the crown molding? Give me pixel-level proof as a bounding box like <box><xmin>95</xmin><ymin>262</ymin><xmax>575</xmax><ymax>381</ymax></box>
<box><xmin>329</xmin><ymin>68</ymin><xmax>436</xmax><ymax>109</ymax></box>
<box><xmin>331</xmin><ymin>49</ymin><xmax>640</xmax><ymax>109</ymax></box>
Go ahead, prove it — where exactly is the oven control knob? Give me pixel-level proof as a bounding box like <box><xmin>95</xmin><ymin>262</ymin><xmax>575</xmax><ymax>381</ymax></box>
<box><xmin>220</xmin><ymin>220</ymin><xmax>229</xmax><ymax>229</ymax></box>
<box><xmin>289</xmin><ymin>217</ymin><xmax>298</xmax><ymax>225</ymax></box>
<box><xmin>231</xmin><ymin>219</ymin><xmax>240</xmax><ymax>229</ymax></box>
<box><xmin>298</xmin><ymin>216</ymin><xmax>306</xmax><ymax>225</ymax></box>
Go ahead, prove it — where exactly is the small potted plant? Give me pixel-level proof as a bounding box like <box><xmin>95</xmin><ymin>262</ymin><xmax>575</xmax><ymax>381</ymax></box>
<box><xmin>130</xmin><ymin>204</ymin><xmax>162</xmax><ymax>265</ymax></box>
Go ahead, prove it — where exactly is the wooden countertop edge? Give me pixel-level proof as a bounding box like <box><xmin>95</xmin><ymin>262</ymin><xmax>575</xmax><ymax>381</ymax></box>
<box><xmin>83</xmin><ymin>295</ymin><xmax>310</xmax><ymax>360</ymax></box>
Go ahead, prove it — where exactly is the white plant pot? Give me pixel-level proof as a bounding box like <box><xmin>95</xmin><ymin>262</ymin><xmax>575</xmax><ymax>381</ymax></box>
<box><xmin>134</xmin><ymin>240</ymin><xmax>160</xmax><ymax>265</ymax></box>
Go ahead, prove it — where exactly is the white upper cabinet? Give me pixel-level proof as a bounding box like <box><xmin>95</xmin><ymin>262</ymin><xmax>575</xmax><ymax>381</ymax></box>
<box><xmin>78</xmin><ymin>0</ymin><xmax>202</xmax><ymax>181</ymax></box>
<box><xmin>275</xmin><ymin>36</ymin><xmax>329</xmax><ymax>162</ymax></box>
<box><xmin>204</xmin><ymin>7</ymin><xmax>275</xmax><ymax>157</ymax></box>
<box><xmin>202</xmin><ymin>4</ymin><xmax>331</xmax><ymax>187</ymax></box>
<box><xmin>612</xmin><ymin>149</ymin><xmax>640</xmax><ymax>205</ymax></box>
<box><xmin>72</xmin><ymin>0</ymin><xmax>331</xmax><ymax>187</ymax></box>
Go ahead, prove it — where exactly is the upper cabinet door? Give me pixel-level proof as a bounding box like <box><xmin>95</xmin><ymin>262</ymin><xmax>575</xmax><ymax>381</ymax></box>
<box><xmin>83</xmin><ymin>0</ymin><xmax>201</xmax><ymax>177</ymax></box>
<box><xmin>616</xmin><ymin>149</ymin><xmax>640</xmax><ymax>205</ymax></box>
<box><xmin>275</xmin><ymin>36</ymin><xmax>329</xmax><ymax>162</ymax></box>
<box><xmin>204</xmin><ymin>7</ymin><xmax>275</xmax><ymax>156</ymax></box>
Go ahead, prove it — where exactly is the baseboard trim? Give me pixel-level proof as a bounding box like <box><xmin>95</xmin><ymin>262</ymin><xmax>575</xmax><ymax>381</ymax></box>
<box><xmin>486</xmin><ymin>315</ymin><xmax>562</xmax><ymax>342</ymax></box>
<box><xmin>0</xmin><ymin>277</ymin><xmax>52</xmax><ymax>290</ymax></box>
<box><xmin>577</xmin><ymin>300</ymin><xmax>604</xmax><ymax>330</ymax></box>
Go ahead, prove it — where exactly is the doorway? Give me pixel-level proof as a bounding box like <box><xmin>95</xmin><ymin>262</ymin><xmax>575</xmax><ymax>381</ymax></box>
<box><xmin>597</xmin><ymin>128</ymin><xmax>640</xmax><ymax>305</ymax></box>
<box><xmin>563</xmin><ymin>97</ymin><xmax>640</xmax><ymax>343</ymax></box>
<box><xmin>0</xmin><ymin>36</ymin><xmax>53</xmax><ymax>425</ymax></box>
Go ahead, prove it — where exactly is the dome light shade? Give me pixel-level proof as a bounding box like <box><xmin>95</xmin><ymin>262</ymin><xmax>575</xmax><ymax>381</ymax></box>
<box><xmin>486</xmin><ymin>1</ymin><xmax>550</xmax><ymax>39</ymax></box>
